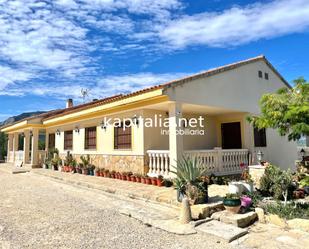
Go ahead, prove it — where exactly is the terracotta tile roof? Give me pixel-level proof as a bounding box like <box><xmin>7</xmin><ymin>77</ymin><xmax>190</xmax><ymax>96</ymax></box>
<box><xmin>2</xmin><ymin>55</ymin><xmax>290</xmax><ymax>127</ymax></box>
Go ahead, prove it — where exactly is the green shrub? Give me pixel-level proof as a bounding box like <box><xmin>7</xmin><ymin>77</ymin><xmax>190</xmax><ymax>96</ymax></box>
<box><xmin>299</xmin><ymin>176</ymin><xmax>309</xmax><ymax>188</ymax></box>
<box><xmin>260</xmin><ymin>165</ymin><xmax>294</xmax><ymax>203</ymax></box>
<box><xmin>264</xmin><ymin>202</ymin><xmax>309</xmax><ymax>220</ymax></box>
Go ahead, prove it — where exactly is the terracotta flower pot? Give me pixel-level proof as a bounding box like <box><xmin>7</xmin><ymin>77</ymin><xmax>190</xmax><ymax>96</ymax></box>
<box><xmin>157</xmin><ymin>179</ymin><xmax>163</xmax><ymax>187</ymax></box>
<box><xmin>136</xmin><ymin>177</ymin><xmax>141</xmax><ymax>183</ymax></box>
<box><xmin>131</xmin><ymin>176</ymin><xmax>136</xmax><ymax>182</ymax></box>
<box><xmin>145</xmin><ymin>178</ymin><xmax>152</xmax><ymax>185</ymax></box>
<box><xmin>95</xmin><ymin>171</ymin><xmax>100</xmax><ymax>177</ymax></box>
<box><xmin>123</xmin><ymin>175</ymin><xmax>127</xmax><ymax>181</ymax></box>
<box><xmin>141</xmin><ymin>177</ymin><xmax>145</xmax><ymax>184</ymax></box>
<box><xmin>151</xmin><ymin>178</ymin><xmax>157</xmax><ymax>186</ymax></box>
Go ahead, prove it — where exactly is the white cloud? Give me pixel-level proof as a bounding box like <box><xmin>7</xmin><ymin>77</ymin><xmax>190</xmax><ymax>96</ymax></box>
<box><xmin>1</xmin><ymin>72</ymin><xmax>190</xmax><ymax>100</ymax></box>
<box><xmin>158</xmin><ymin>0</ymin><xmax>309</xmax><ymax>48</ymax></box>
<box><xmin>0</xmin><ymin>66</ymin><xmax>32</xmax><ymax>90</ymax></box>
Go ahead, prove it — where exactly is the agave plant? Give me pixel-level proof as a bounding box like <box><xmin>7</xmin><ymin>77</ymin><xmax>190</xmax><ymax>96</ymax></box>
<box><xmin>171</xmin><ymin>156</ymin><xmax>208</xmax><ymax>204</ymax></box>
<box><xmin>171</xmin><ymin>156</ymin><xmax>207</xmax><ymax>184</ymax></box>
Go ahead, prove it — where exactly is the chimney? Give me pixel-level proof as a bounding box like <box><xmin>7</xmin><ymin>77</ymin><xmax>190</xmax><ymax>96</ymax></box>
<box><xmin>66</xmin><ymin>99</ymin><xmax>73</xmax><ymax>108</ymax></box>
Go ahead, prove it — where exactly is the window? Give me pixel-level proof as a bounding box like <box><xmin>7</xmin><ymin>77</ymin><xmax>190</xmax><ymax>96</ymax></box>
<box><xmin>64</xmin><ymin>130</ymin><xmax>73</xmax><ymax>150</ymax></box>
<box><xmin>254</xmin><ymin>127</ymin><xmax>267</xmax><ymax>147</ymax></box>
<box><xmin>258</xmin><ymin>70</ymin><xmax>263</xmax><ymax>78</ymax></box>
<box><xmin>264</xmin><ymin>72</ymin><xmax>269</xmax><ymax>80</ymax></box>
<box><xmin>85</xmin><ymin>127</ymin><xmax>97</xmax><ymax>150</ymax></box>
<box><xmin>48</xmin><ymin>133</ymin><xmax>55</xmax><ymax>149</ymax></box>
<box><xmin>114</xmin><ymin>121</ymin><xmax>132</xmax><ymax>149</ymax></box>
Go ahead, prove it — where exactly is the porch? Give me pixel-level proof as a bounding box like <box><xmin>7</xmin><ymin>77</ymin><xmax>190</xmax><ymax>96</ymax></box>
<box><xmin>147</xmin><ymin>148</ymin><xmax>250</xmax><ymax>177</ymax></box>
<box><xmin>6</xmin><ymin>129</ymin><xmax>47</xmax><ymax>167</ymax></box>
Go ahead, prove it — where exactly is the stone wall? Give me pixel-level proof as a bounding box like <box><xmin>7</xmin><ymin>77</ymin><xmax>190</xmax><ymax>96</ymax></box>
<box><xmin>60</xmin><ymin>153</ymin><xmax>148</xmax><ymax>175</ymax></box>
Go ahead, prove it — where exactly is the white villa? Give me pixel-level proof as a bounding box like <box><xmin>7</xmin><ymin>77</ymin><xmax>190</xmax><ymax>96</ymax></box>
<box><xmin>1</xmin><ymin>55</ymin><xmax>299</xmax><ymax>176</ymax></box>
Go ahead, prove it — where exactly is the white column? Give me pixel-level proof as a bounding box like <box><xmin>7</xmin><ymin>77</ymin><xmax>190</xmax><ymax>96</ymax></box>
<box><xmin>12</xmin><ymin>133</ymin><xmax>18</xmax><ymax>162</ymax></box>
<box><xmin>45</xmin><ymin>131</ymin><xmax>49</xmax><ymax>152</ymax></box>
<box><xmin>31</xmin><ymin>129</ymin><xmax>39</xmax><ymax>166</ymax></box>
<box><xmin>168</xmin><ymin>102</ymin><xmax>184</xmax><ymax>171</ymax></box>
<box><xmin>7</xmin><ymin>134</ymin><xmax>13</xmax><ymax>162</ymax></box>
<box><xmin>23</xmin><ymin>130</ymin><xmax>30</xmax><ymax>164</ymax></box>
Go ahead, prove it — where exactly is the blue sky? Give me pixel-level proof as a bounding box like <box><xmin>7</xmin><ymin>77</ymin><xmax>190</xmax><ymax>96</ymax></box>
<box><xmin>0</xmin><ymin>0</ymin><xmax>309</xmax><ymax>121</ymax></box>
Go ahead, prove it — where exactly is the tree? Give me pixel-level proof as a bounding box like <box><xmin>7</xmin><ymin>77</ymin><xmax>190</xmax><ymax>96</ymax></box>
<box><xmin>0</xmin><ymin>132</ymin><xmax>8</xmax><ymax>161</ymax></box>
<box><xmin>248</xmin><ymin>77</ymin><xmax>309</xmax><ymax>141</ymax></box>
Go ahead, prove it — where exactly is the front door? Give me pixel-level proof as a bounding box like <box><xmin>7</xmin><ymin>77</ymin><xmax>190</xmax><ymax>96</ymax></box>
<box><xmin>221</xmin><ymin>122</ymin><xmax>242</xmax><ymax>149</ymax></box>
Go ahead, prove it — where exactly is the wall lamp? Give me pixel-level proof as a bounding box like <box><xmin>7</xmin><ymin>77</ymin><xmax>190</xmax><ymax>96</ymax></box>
<box><xmin>100</xmin><ymin>121</ymin><xmax>107</xmax><ymax>131</ymax></box>
<box><xmin>133</xmin><ymin>115</ymin><xmax>139</xmax><ymax>127</ymax></box>
<box><xmin>75</xmin><ymin>126</ymin><xmax>80</xmax><ymax>133</ymax></box>
<box><xmin>56</xmin><ymin>129</ymin><xmax>61</xmax><ymax>136</ymax></box>
<box><xmin>29</xmin><ymin>130</ymin><xmax>33</xmax><ymax>136</ymax></box>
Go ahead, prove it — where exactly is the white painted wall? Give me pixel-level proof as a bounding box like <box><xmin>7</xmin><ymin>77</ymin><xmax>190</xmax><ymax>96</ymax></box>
<box><xmin>165</xmin><ymin>60</ymin><xmax>298</xmax><ymax>169</ymax></box>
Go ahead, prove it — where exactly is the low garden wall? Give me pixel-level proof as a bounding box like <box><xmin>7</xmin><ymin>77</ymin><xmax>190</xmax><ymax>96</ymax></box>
<box><xmin>60</xmin><ymin>153</ymin><xmax>148</xmax><ymax>174</ymax></box>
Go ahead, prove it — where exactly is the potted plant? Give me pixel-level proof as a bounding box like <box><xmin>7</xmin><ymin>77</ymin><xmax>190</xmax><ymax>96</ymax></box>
<box><xmin>141</xmin><ymin>175</ymin><xmax>145</xmax><ymax>184</ymax></box>
<box><xmin>157</xmin><ymin>175</ymin><xmax>164</xmax><ymax>187</ymax></box>
<box><xmin>145</xmin><ymin>176</ymin><xmax>152</xmax><ymax>185</ymax></box>
<box><xmin>88</xmin><ymin>164</ymin><xmax>95</xmax><ymax>176</ymax></box>
<box><xmin>171</xmin><ymin>156</ymin><xmax>208</xmax><ymax>204</ymax></box>
<box><xmin>80</xmin><ymin>155</ymin><xmax>90</xmax><ymax>175</ymax></box>
<box><xmin>131</xmin><ymin>175</ymin><xmax>136</xmax><ymax>182</ymax></box>
<box><xmin>122</xmin><ymin>172</ymin><xmax>127</xmax><ymax>181</ymax></box>
<box><xmin>135</xmin><ymin>174</ymin><xmax>142</xmax><ymax>183</ymax></box>
<box><xmin>95</xmin><ymin>167</ymin><xmax>100</xmax><ymax>176</ymax></box>
<box><xmin>223</xmin><ymin>193</ymin><xmax>241</xmax><ymax>213</ymax></box>
<box><xmin>69</xmin><ymin>159</ymin><xmax>77</xmax><ymax>173</ymax></box>
<box><xmin>110</xmin><ymin>170</ymin><xmax>116</xmax><ymax>178</ymax></box>
<box><xmin>164</xmin><ymin>178</ymin><xmax>173</xmax><ymax>188</ymax></box>
<box><xmin>151</xmin><ymin>177</ymin><xmax>158</xmax><ymax>185</ymax></box>
<box><xmin>76</xmin><ymin>163</ymin><xmax>82</xmax><ymax>174</ymax></box>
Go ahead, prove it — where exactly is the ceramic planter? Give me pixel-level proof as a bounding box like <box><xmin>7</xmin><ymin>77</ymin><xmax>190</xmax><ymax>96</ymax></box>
<box><xmin>145</xmin><ymin>178</ymin><xmax>151</xmax><ymax>185</ymax></box>
<box><xmin>136</xmin><ymin>177</ymin><xmax>141</xmax><ymax>183</ymax></box>
<box><xmin>131</xmin><ymin>176</ymin><xmax>136</xmax><ymax>182</ymax></box>
<box><xmin>223</xmin><ymin>198</ymin><xmax>241</xmax><ymax>213</ymax></box>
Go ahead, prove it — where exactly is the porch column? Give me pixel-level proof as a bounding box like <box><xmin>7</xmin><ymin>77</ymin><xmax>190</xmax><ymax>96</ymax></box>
<box><xmin>31</xmin><ymin>129</ymin><xmax>39</xmax><ymax>166</ymax></box>
<box><xmin>169</xmin><ymin>102</ymin><xmax>184</xmax><ymax>170</ymax></box>
<box><xmin>23</xmin><ymin>130</ymin><xmax>30</xmax><ymax>164</ymax></box>
<box><xmin>45</xmin><ymin>131</ymin><xmax>49</xmax><ymax>153</ymax></box>
<box><xmin>12</xmin><ymin>133</ymin><xmax>18</xmax><ymax>162</ymax></box>
<box><xmin>7</xmin><ymin>134</ymin><xmax>13</xmax><ymax>162</ymax></box>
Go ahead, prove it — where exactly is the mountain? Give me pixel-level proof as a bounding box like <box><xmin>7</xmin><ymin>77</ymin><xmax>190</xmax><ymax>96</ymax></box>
<box><xmin>0</xmin><ymin>111</ymin><xmax>46</xmax><ymax>127</ymax></box>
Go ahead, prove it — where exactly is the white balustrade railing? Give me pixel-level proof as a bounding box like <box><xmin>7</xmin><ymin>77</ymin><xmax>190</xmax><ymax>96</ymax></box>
<box><xmin>147</xmin><ymin>148</ymin><xmax>249</xmax><ymax>177</ymax></box>
<box><xmin>221</xmin><ymin>149</ymin><xmax>249</xmax><ymax>175</ymax></box>
<box><xmin>147</xmin><ymin>150</ymin><xmax>170</xmax><ymax>177</ymax></box>
<box><xmin>14</xmin><ymin>151</ymin><xmax>24</xmax><ymax>161</ymax></box>
<box><xmin>9</xmin><ymin>151</ymin><xmax>14</xmax><ymax>162</ymax></box>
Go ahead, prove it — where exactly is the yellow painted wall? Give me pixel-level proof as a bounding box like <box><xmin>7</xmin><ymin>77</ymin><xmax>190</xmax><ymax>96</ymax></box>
<box><xmin>49</xmin><ymin>109</ymin><xmax>145</xmax><ymax>156</ymax></box>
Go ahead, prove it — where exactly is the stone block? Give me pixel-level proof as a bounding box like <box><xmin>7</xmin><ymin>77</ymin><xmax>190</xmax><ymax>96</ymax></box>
<box><xmin>255</xmin><ymin>207</ymin><xmax>265</xmax><ymax>223</ymax></box>
<box><xmin>211</xmin><ymin>210</ymin><xmax>257</xmax><ymax>228</ymax></box>
<box><xmin>191</xmin><ymin>202</ymin><xmax>224</xmax><ymax>220</ymax></box>
<box><xmin>196</xmin><ymin>220</ymin><xmax>248</xmax><ymax>242</ymax></box>
<box><xmin>287</xmin><ymin>218</ymin><xmax>309</xmax><ymax>232</ymax></box>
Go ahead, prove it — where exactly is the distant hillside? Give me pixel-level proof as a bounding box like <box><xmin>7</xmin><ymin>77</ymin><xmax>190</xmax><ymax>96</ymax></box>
<box><xmin>0</xmin><ymin>111</ymin><xmax>46</xmax><ymax>127</ymax></box>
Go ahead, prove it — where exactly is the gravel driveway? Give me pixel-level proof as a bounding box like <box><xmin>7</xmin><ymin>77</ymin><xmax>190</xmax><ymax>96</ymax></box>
<box><xmin>0</xmin><ymin>170</ymin><xmax>233</xmax><ymax>249</ymax></box>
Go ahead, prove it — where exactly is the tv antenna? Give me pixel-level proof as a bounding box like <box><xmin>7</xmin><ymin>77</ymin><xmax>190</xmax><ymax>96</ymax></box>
<box><xmin>81</xmin><ymin>88</ymin><xmax>89</xmax><ymax>103</ymax></box>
